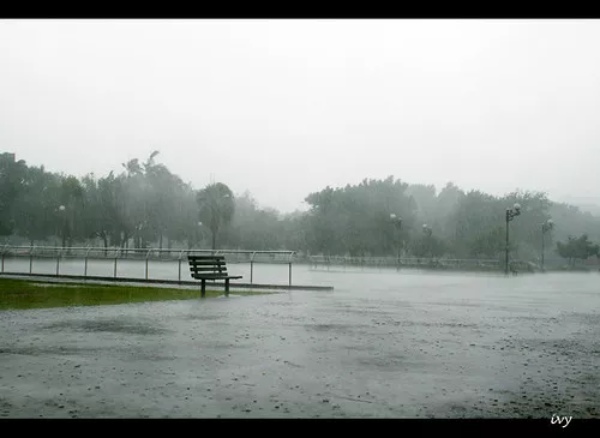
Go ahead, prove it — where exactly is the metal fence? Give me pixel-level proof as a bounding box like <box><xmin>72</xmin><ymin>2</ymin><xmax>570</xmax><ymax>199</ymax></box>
<box><xmin>0</xmin><ymin>245</ymin><xmax>296</xmax><ymax>285</ymax></box>
<box><xmin>305</xmin><ymin>255</ymin><xmax>534</xmax><ymax>271</ymax></box>
<box><xmin>2</xmin><ymin>245</ymin><xmax>579</xmax><ymax>281</ymax></box>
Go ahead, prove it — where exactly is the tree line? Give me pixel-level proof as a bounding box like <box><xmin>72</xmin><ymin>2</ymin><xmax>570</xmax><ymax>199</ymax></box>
<box><xmin>2</xmin><ymin>151</ymin><xmax>600</xmax><ymax>267</ymax></box>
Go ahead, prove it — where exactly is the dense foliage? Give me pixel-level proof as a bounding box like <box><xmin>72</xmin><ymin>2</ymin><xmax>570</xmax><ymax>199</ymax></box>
<box><xmin>556</xmin><ymin>235</ymin><xmax>600</xmax><ymax>267</ymax></box>
<box><xmin>2</xmin><ymin>151</ymin><xmax>600</xmax><ymax>266</ymax></box>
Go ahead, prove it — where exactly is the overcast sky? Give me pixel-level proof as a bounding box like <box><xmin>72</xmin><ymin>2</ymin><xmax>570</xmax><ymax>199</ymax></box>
<box><xmin>1</xmin><ymin>19</ymin><xmax>600</xmax><ymax>213</ymax></box>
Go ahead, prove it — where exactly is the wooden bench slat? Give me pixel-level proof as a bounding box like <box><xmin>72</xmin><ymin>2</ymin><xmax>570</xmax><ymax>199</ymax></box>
<box><xmin>191</xmin><ymin>272</ymin><xmax>227</xmax><ymax>276</ymax></box>
<box><xmin>191</xmin><ymin>273</ymin><xmax>228</xmax><ymax>276</ymax></box>
<box><xmin>191</xmin><ymin>272</ymin><xmax>228</xmax><ymax>276</ymax></box>
<box><xmin>190</xmin><ymin>266</ymin><xmax>227</xmax><ymax>271</ymax></box>
<box><xmin>188</xmin><ymin>260</ymin><xmax>227</xmax><ymax>265</ymax></box>
<box><xmin>188</xmin><ymin>256</ymin><xmax>225</xmax><ymax>262</ymax></box>
<box><xmin>191</xmin><ymin>274</ymin><xmax>228</xmax><ymax>277</ymax></box>
<box><xmin>188</xmin><ymin>256</ymin><xmax>225</xmax><ymax>260</ymax></box>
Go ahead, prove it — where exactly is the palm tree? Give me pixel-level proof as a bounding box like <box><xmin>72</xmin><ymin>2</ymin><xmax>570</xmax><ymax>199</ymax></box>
<box><xmin>196</xmin><ymin>183</ymin><xmax>235</xmax><ymax>250</ymax></box>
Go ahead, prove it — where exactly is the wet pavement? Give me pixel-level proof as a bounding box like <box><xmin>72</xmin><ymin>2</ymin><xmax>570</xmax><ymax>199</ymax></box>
<box><xmin>1</xmin><ymin>270</ymin><xmax>599</xmax><ymax>418</ymax></box>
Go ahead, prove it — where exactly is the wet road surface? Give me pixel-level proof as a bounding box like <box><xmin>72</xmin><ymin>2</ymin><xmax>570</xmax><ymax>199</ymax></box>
<box><xmin>1</xmin><ymin>271</ymin><xmax>599</xmax><ymax>418</ymax></box>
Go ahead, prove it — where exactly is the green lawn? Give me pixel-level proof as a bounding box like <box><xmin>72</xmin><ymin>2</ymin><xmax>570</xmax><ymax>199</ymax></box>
<box><xmin>0</xmin><ymin>278</ymin><xmax>267</xmax><ymax>310</ymax></box>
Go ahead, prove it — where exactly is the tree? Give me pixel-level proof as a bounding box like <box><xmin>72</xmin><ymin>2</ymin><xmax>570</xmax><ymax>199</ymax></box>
<box><xmin>196</xmin><ymin>183</ymin><xmax>235</xmax><ymax>250</ymax></box>
<box><xmin>279</xmin><ymin>211</ymin><xmax>310</xmax><ymax>253</ymax></box>
<box><xmin>81</xmin><ymin>172</ymin><xmax>128</xmax><ymax>253</ymax></box>
<box><xmin>143</xmin><ymin>152</ymin><xmax>186</xmax><ymax>250</ymax></box>
<box><xmin>434</xmin><ymin>182</ymin><xmax>465</xmax><ymax>242</ymax></box>
<box><xmin>120</xmin><ymin>157</ymin><xmax>151</xmax><ymax>249</ymax></box>
<box><xmin>224</xmin><ymin>192</ymin><xmax>284</xmax><ymax>250</ymax></box>
<box><xmin>469</xmin><ymin>226</ymin><xmax>508</xmax><ymax>259</ymax></box>
<box><xmin>58</xmin><ymin>175</ymin><xmax>85</xmax><ymax>248</ymax></box>
<box><xmin>304</xmin><ymin>176</ymin><xmax>417</xmax><ymax>257</ymax></box>
<box><xmin>171</xmin><ymin>185</ymin><xmax>201</xmax><ymax>250</ymax></box>
<box><xmin>12</xmin><ymin>166</ymin><xmax>61</xmax><ymax>246</ymax></box>
<box><xmin>411</xmin><ymin>234</ymin><xmax>447</xmax><ymax>259</ymax></box>
<box><xmin>0</xmin><ymin>153</ymin><xmax>27</xmax><ymax>237</ymax></box>
<box><xmin>452</xmin><ymin>190</ymin><xmax>502</xmax><ymax>258</ymax></box>
<box><xmin>406</xmin><ymin>183</ymin><xmax>437</xmax><ymax>228</ymax></box>
<box><xmin>556</xmin><ymin>234</ymin><xmax>600</xmax><ymax>267</ymax></box>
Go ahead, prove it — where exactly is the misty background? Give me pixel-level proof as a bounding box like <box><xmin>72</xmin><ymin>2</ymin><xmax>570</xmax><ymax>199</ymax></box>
<box><xmin>2</xmin><ymin>19</ymin><xmax>600</xmax><ymax>266</ymax></box>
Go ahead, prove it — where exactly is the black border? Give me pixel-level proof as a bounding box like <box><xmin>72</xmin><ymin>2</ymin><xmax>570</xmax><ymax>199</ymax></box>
<box><xmin>1</xmin><ymin>9</ymin><xmax>598</xmax><ymax>436</ymax></box>
<box><xmin>2</xmin><ymin>6</ymin><xmax>600</xmax><ymax>19</ymax></box>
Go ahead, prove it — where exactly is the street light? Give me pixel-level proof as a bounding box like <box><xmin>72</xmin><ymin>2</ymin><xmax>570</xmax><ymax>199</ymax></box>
<box><xmin>505</xmin><ymin>203</ymin><xmax>522</xmax><ymax>275</ymax></box>
<box><xmin>390</xmin><ymin>214</ymin><xmax>402</xmax><ymax>268</ymax></box>
<box><xmin>197</xmin><ymin>221</ymin><xmax>206</xmax><ymax>248</ymax></box>
<box><xmin>422</xmin><ymin>223</ymin><xmax>432</xmax><ymax>237</ymax></box>
<box><xmin>58</xmin><ymin>205</ymin><xmax>67</xmax><ymax>249</ymax></box>
<box><xmin>541</xmin><ymin>219</ymin><xmax>554</xmax><ymax>272</ymax></box>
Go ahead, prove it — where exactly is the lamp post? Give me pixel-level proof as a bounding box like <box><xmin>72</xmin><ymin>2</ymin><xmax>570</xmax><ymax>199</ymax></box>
<box><xmin>541</xmin><ymin>219</ymin><xmax>554</xmax><ymax>272</ymax></box>
<box><xmin>422</xmin><ymin>223</ymin><xmax>432</xmax><ymax>238</ymax></box>
<box><xmin>390</xmin><ymin>213</ymin><xmax>402</xmax><ymax>268</ymax></box>
<box><xmin>58</xmin><ymin>205</ymin><xmax>66</xmax><ymax>249</ymax></box>
<box><xmin>505</xmin><ymin>203</ymin><xmax>522</xmax><ymax>275</ymax></box>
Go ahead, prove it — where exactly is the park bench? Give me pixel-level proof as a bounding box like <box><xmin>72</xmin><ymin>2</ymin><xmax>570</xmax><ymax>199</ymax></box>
<box><xmin>188</xmin><ymin>255</ymin><xmax>242</xmax><ymax>297</ymax></box>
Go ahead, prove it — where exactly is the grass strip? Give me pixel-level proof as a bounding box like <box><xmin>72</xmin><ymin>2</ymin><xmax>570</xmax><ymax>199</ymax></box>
<box><xmin>0</xmin><ymin>278</ymin><xmax>268</xmax><ymax>310</ymax></box>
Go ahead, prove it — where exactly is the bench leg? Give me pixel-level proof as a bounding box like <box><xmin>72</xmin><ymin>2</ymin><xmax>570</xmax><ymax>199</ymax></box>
<box><xmin>201</xmin><ymin>280</ymin><xmax>206</xmax><ymax>298</ymax></box>
<box><xmin>225</xmin><ymin>279</ymin><xmax>229</xmax><ymax>297</ymax></box>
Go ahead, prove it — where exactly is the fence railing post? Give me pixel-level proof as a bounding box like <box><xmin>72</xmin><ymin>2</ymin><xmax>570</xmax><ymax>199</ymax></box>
<box><xmin>145</xmin><ymin>249</ymin><xmax>152</xmax><ymax>280</ymax></box>
<box><xmin>84</xmin><ymin>246</ymin><xmax>92</xmax><ymax>277</ymax></box>
<box><xmin>114</xmin><ymin>248</ymin><xmax>120</xmax><ymax>278</ymax></box>
<box><xmin>1</xmin><ymin>244</ymin><xmax>8</xmax><ymax>273</ymax></box>
<box><xmin>178</xmin><ymin>250</ymin><xmax>185</xmax><ymax>283</ymax></box>
<box><xmin>29</xmin><ymin>245</ymin><xmax>35</xmax><ymax>274</ymax></box>
<box><xmin>288</xmin><ymin>251</ymin><xmax>295</xmax><ymax>288</ymax></box>
<box><xmin>56</xmin><ymin>248</ymin><xmax>61</xmax><ymax>276</ymax></box>
<box><xmin>250</xmin><ymin>251</ymin><xmax>256</xmax><ymax>284</ymax></box>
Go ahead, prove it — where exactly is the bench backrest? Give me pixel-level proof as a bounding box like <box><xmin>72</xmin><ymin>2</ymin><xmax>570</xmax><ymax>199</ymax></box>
<box><xmin>188</xmin><ymin>255</ymin><xmax>229</xmax><ymax>277</ymax></box>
